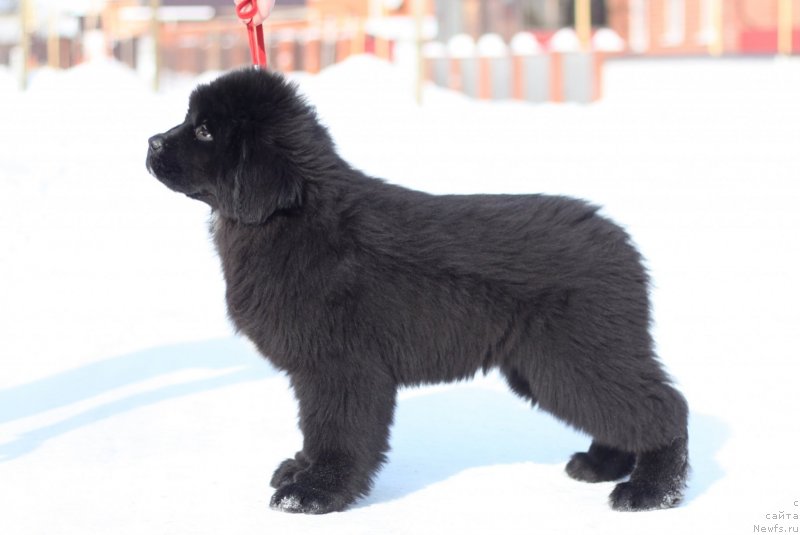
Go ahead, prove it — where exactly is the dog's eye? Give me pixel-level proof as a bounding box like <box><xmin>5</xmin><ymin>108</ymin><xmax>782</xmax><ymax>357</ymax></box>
<box><xmin>195</xmin><ymin>124</ymin><xmax>213</xmax><ymax>142</ymax></box>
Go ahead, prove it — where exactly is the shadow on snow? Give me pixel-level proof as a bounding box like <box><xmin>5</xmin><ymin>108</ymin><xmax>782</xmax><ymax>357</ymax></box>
<box><xmin>0</xmin><ymin>337</ymin><xmax>726</xmax><ymax>507</ymax></box>
<box><xmin>0</xmin><ymin>337</ymin><xmax>278</xmax><ymax>460</ymax></box>
<box><xmin>365</xmin><ymin>387</ymin><xmax>727</xmax><ymax>509</ymax></box>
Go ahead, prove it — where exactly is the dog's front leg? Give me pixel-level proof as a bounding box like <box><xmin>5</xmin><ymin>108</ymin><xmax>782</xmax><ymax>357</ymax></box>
<box><xmin>269</xmin><ymin>366</ymin><xmax>396</xmax><ymax>514</ymax></box>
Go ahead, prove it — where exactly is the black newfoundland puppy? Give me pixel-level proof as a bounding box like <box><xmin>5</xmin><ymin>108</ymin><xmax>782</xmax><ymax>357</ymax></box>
<box><xmin>146</xmin><ymin>68</ymin><xmax>689</xmax><ymax>514</ymax></box>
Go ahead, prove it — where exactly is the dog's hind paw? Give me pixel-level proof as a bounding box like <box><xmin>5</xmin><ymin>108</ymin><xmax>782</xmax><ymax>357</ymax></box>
<box><xmin>609</xmin><ymin>481</ymin><xmax>684</xmax><ymax>511</ymax></box>
<box><xmin>269</xmin><ymin>483</ymin><xmax>346</xmax><ymax>515</ymax></box>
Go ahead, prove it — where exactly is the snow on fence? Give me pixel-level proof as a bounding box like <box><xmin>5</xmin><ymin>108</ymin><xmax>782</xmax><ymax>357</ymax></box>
<box><xmin>155</xmin><ymin>22</ymin><xmax>622</xmax><ymax>104</ymax></box>
<box><xmin>424</xmin><ymin>29</ymin><xmax>624</xmax><ymax>104</ymax></box>
<box><xmin>259</xmin><ymin>26</ymin><xmax>620</xmax><ymax>103</ymax></box>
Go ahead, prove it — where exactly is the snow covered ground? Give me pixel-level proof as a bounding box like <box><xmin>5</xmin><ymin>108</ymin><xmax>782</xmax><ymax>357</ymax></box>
<box><xmin>1</xmin><ymin>55</ymin><xmax>799</xmax><ymax>534</ymax></box>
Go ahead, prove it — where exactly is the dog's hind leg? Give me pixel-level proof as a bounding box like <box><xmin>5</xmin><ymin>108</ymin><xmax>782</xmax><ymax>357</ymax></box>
<box><xmin>556</xmin><ymin>366</ymin><xmax>689</xmax><ymax>510</ymax></box>
<box><xmin>525</xmin><ymin>288</ymin><xmax>689</xmax><ymax>510</ymax></box>
<box><xmin>504</xmin><ymin>362</ymin><xmax>635</xmax><ymax>482</ymax></box>
<box><xmin>609</xmin><ymin>435</ymin><xmax>688</xmax><ymax>511</ymax></box>
<box><xmin>563</xmin><ymin>375</ymin><xmax>689</xmax><ymax>511</ymax></box>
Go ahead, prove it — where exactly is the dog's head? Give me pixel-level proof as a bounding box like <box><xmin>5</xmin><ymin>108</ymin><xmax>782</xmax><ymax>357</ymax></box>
<box><xmin>146</xmin><ymin>68</ymin><xmax>332</xmax><ymax>224</ymax></box>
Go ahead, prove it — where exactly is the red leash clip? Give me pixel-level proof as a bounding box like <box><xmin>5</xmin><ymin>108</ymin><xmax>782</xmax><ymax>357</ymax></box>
<box><xmin>236</xmin><ymin>0</ymin><xmax>268</xmax><ymax>68</ymax></box>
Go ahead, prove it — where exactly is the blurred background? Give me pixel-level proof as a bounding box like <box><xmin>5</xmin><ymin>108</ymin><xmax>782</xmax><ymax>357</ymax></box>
<box><xmin>1</xmin><ymin>3</ymin><xmax>799</xmax><ymax>534</ymax></box>
<box><xmin>2</xmin><ymin>0</ymin><xmax>799</xmax><ymax>97</ymax></box>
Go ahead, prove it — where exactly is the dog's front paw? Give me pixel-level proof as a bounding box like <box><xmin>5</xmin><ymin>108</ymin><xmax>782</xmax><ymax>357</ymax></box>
<box><xmin>269</xmin><ymin>482</ymin><xmax>347</xmax><ymax>515</ymax></box>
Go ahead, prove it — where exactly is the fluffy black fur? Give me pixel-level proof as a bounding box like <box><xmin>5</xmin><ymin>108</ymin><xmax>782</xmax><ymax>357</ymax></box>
<box><xmin>146</xmin><ymin>68</ymin><xmax>689</xmax><ymax>514</ymax></box>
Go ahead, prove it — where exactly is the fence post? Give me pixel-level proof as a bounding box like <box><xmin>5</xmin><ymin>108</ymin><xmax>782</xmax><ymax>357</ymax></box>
<box><xmin>778</xmin><ymin>0</ymin><xmax>794</xmax><ymax>56</ymax></box>
<box><xmin>510</xmin><ymin>32</ymin><xmax>548</xmax><ymax>103</ymax></box>
<box><xmin>549</xmin><ymin>28</ymin><xmax>581</xmax><ymax>103</ymax></box>
<box><xmin>336</xmin><ymin>22</ymin><xmax>351</xmax><ymax>63</ymax></box>
<box><xmin>351</xmin><ymin>16</ymin><xmax>365</xmax><ymax>55</ymax></box>
<box><xmin>320</xmin><ymin>18</ymin><xmax>337</xmax><ymax>68</ymax></box>
<box><xmin>562</xmin><ymin>51</ymin><xmax>595</xmax><ymax>103</ymax></box>
<box><xmin>423</xmin><ymin>41</ymin><xmax>448</xmax><ymax>88</ymax></box>
<box><xmin>550</xmin><ymin>28</ymin><xmax>604</xmax><ymax>104</ymax></box>
<box><xmin>276</xmin><ymin>29</ymin><xmax>295</xmax><ymax>72</ymax></box>
<box><xmin>447</xmin><ymin>34</ymin><xmax>477</xmax><ymax>98</ymax></box>
<box><xmin>575</xmin><ymin>0</ymin><xmax>591</xmax><ymax>50</ymax></box>
<box><xmin>476</xmin><ymin>33</ymin><xmax>511</xmax><ymax>100</ymax></box>
<box><xmin>47</xmin><ymin>9</ymin><xmax>61</xmax><ymax>69</ymax></box>
<box><xmin>150</xmin><ymin>0</ymin><xmax>160</xmax><ymax>91</ymax></box>
<box><xmin>18</xmin><ymin>0</ymin><xmax>32</xmax><ymax>90</ymax></box>
<box><xmin>303</xmin><ymin>27</ymin><xmax>321</xmax><ymax>74</ymax></box>
<box><xmin>590</xmin><ymin>28</ymin><xmax>624</xmax><ymax>101</ymax></box>
<box><xmin>708</xmin><ymin>0</ymin><xmax>724</xmax><ymax>56</ymax></box>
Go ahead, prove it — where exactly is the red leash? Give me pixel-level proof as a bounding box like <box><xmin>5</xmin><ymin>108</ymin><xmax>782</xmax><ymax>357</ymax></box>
<box><xmin>236</xmin><ymin>0</ymin><xmax>268</xmax><ymax>68</ymax></box>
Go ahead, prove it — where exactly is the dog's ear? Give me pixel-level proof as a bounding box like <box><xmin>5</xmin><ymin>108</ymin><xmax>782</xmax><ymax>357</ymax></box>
<box><xmin>226</xmin><ymin>139</ymin><xmax>304</xmax><ymax>224</ymax></box>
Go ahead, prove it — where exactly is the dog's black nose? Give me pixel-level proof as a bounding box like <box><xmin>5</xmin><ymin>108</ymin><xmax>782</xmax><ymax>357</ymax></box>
<box><xmin>148</xmin><ymin>135</ymin><xmax>165</xmax><ymax>152</ymax></box>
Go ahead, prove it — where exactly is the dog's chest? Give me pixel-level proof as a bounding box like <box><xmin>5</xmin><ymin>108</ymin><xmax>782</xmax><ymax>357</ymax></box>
<box><xmin>212</xmin><ymin>219</ymin><xmax>278</xmax><ymax>311</ymax></box>
<box><xmin>210</xmin><ymin>216</ymin><xmax>317</xmax><ymax>367</ymax></box>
